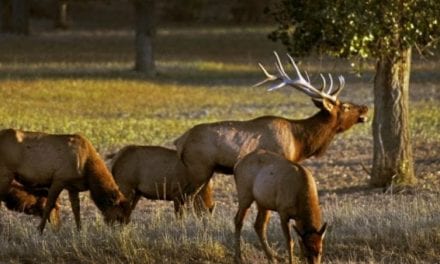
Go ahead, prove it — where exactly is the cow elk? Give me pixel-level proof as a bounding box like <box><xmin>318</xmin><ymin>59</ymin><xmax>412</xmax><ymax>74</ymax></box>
<box><xmin>0</xmin><ymin>128</ymin><xmax>130</xmax><ymax>233</ymax></box>
<box><xmin>234</xmin><ymin>150</ymin><xmax>326</xmax><ymax>264</ymax></box>
<box><xmin>174</xmin><ymin>52</ymin><xmax>368</xmax><ymax>195</ymax></box>
<box><xmin>109</xmin><ymin>145</ymin><xmax>215</xmax><ymax>220</ymax></box>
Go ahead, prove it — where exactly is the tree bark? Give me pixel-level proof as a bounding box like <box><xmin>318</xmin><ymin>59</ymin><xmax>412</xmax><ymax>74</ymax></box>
<box><xmin>134</xmin><ymin>0</ymin><xmax>156</xmax><ymax>75</ymax></box>
<box><xmin>1</xmin><ymin>0</ymin><xmax>13</xmax><ymax>33</ymax></box>
<box><xmin>54</xmin><ymin>0</ymin><xmax>68</xmax><ymax>29</ymax></box>
<box><xmin>371</xmin><ymin>48</ymin><xmax>416</xmax><ymax>187</ymax></box>
<box><xmin>0</xmin><ymin>0</ymin><xmax>30</xmax><ymax>34</ymax></box>
<box><xmin>11</xmin><ymin>0</ymin><xmax>29</xmax><ymax>34</ymax></box>
<box><xmin>0</xmin><ymin>0</ymin><xmax>11</xmax><ymax>32</ymax></box>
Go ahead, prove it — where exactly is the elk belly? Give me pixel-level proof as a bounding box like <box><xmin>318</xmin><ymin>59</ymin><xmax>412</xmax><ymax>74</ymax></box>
<box><xmin>252</xmin><ymin>165</ymin><xmax>279</xmax><ymax>210</ymax></box>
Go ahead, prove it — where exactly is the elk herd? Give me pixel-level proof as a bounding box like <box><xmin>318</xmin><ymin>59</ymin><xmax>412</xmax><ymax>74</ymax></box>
<box><xmin>0</xmin><ymin>52</ymin><xmax>368</xmax><ymax>264</ymax></box>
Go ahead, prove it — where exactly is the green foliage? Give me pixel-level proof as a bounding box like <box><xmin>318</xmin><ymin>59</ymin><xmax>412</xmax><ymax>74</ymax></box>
<box><xmin>267</xmin><ymin>0</ymin><xmax>440</xmax><ymax>60</ymax></box>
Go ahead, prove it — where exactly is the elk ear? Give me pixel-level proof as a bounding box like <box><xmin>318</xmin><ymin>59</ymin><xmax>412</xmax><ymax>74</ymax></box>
<box><xmin>312</xmin><ymin>98</ymin><xmax>334</xmax><ymax>112</ymax></box>
<box><xmin>318</xmin><ymin>222</ymin><xmax>328</xmax><ymax>239</ymax></box>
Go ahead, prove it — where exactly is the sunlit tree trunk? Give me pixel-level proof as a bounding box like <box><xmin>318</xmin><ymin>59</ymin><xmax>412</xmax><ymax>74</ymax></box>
<box><xmin>371</xmin><ymin>48</ymin><xmax>416</xmax><ymax>187</ymax></box>
<box><xmin>54</xmin><ymin>0</ymin><xmax>68</xmax><ymax>29</ymax></box>
<box><xmin>134</xmin><ymin>0</ymin><xmax>156</xmax><ymax>75</ymax></box>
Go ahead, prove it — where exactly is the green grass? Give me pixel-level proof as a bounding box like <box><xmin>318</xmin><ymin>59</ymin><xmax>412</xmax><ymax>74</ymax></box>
<box><xmin>0</xmin><ymin>25</ymin><xmax>439</xmax><ymax>263</ymax></box>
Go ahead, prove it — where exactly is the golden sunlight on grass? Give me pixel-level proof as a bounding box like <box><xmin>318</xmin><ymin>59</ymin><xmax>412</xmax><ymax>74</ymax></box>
<box><xmin>0</xmin><ymin>25</ymin><xmax>439</xmax><ymax>263</ymax></box>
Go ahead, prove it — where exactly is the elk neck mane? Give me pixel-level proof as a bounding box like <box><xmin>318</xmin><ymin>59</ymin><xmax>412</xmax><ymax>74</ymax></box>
<box><xmin>83</xmin><ymin>141</ymin><xmax>123</xmax><ymax>212</ymax></box>
<box><xmin>290</xmin><ymin>110</ymin><xmax>339</xmax><ymax>160</ymax></box>
<box><xmin>295</xmin><ymin>168</ymin><xmax>322</xmax><ymax>233</ymax></box>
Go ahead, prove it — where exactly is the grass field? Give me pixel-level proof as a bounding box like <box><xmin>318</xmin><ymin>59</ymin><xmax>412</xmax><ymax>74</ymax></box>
<box><xmin>0</xmin><ymin>25</ymin><xmax>439</xmax><ymax>263</ymax></box>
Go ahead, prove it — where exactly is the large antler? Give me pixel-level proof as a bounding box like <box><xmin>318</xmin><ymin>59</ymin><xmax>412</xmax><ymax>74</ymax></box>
<box><xmin>254</xmin><ymin>51</ymin><xmax>345</xmax><ymax>103</ymax></box>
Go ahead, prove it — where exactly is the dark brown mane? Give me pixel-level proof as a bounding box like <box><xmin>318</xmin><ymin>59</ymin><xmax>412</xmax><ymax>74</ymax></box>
<box><xmin>292</xmin><ymin>110</ymin><xmax>339</xmax><ymax>160</ymax></box>
<box><xmin>295</xmin><ymin>167</ymin><xmax>322</xmax><ymax>232</ymax></box>
<box><xmin>83</xmin><ymin>141</ymin><xmax>127</xmax><ymax>213</ymax></box>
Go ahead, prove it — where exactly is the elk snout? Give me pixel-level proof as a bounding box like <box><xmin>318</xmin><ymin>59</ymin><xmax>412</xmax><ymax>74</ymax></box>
<box><xmin>358</xmin><ymin>105</ymin><xmax>369</xmax><ymax>123</ymax></box>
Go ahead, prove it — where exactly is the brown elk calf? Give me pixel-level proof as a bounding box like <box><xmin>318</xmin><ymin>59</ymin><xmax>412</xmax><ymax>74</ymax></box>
<box><xmin>234</xmin><ymin>150</ymin><xmax>326</xmax><ymax>264</ymax></box>
<box><xmin>175</xmin><ymin>52</ymin><xmax>368</xmax><ymax>195</ymax></box>
<box><xmin>0</xmin><ymin>128</ymin><xmax>130</xmax><ymax>233</ymax></box>
<box><xmin>3</xmin><ymin>180</ymin><xmax>61</xmax><ymax>228</ymax></box>
<box><xmin>110</xmin><ymin>145</ymin><xmax>215</xmax><ymax>220</ymax></box>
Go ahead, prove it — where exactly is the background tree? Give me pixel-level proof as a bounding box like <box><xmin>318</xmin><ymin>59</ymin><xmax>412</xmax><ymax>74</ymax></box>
<box><xmin>54</xmin><ymin>0</ymin><xmax>68</xmax><ymax>29</ymax></box>
<box><xmin>133</xmin><ymin>0</ymin><xmax>156</xmax><ymax>75</ymax></box>
<box><xmin>1</xmin><ymin>0</ymin><xmax>30</xmax><ymax>34</ymax></box>
<box><xmin>266</xmin><ymin>0</ymin><xmax>440</xmax><ymax>188</ymax></box>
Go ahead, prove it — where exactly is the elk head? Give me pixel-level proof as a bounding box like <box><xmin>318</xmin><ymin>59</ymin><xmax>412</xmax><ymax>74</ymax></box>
<box><xmin>255</xmin><ymin>52</ymin><xmax>368</xmax><ymax>133</ymax></box>
<box><xmin>103</xmin><ymin>195</ymin><xmax>131</xmax><ymax>225</ymax></box>
<box><xmin>293</xmin><ymin>223</ymin><xmax>327</xmax><ymax>264</ymax></box>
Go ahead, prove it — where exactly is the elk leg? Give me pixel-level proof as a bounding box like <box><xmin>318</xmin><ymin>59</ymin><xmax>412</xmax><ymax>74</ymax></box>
<box><xmin>280</xmin><ymin>213</ymin><xmax>294</xmax><ymax>264</ymax></box>
<box><xmin>173</xmin><ymin>198</ymin><xmax>184</xmax><ymax>219</ymax></box>
<box><xmin>0</xmin><ymin>171</ymin><xmax>12</xmax><ymax>231</ymax></box>
<box><xmin>184</xmin><ymin>163</ymin><xmax>214</xmax><ymax>196</ymax></box>
<box><xmin>38</xmin><ymin>182</ymin><xmax>64</xmax><ymax>234</ymax></box>
<box><xmin>234</xmin><ymin>206</ymin><xmax>249</xmax><ymax>264</ymax></box>
<box><xmin>131</xmin><ymin>192</ymin><xmax>141</xmax><ymax>211</ymax></box>
<box><xmin>0</xmin><ymin>167</ymin><xmax>13</xmax><ymax>200</ymax></box>
<box><xmin>68</xmin><ymin>190</ymin><xmax>81</xmax><ymax>231</ymax></box>
<box><xmin>48</xmin><ymin>202</ymin><xmax>61</xmax><ymax>231</ymax></box>
<box><xmin>194</xmin><ymin>180</ymin><xmax>216</xmax><ymax>216</ymax></box>
<box><xmin>254</xmin><ymin>207</ymin><xmax>277</xmax><ymax>262</ymax></box>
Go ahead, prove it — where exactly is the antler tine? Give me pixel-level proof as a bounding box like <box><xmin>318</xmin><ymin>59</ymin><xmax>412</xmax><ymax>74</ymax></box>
<box><xmin>253</xmin><ymin>63</ymin><xmax>278</xmax><ymax>87</ymax></box>
<box><xmin>268</xmin><ymin>81</ymin><xmax>290</xmax><ymax>91</ymax></box>
<box><xmin>273</xmin><ymin>51</ymin><xmax>290</xmax><ymax>79</ymax></box>
<box><xmin>319</xmin><ymin>74</ymin><xmax>326</xmax><ymax>92</ymax></box>
<box><xmin>286</xmin><ymin>53</ymin><xmax>308</xmax><ymax>83</ymax></box>
<box><xmin>256</xmin><ymin>52</ymin><xmax>343</xmax><ymax>102</ymax></box>
<box><xmin>331</xmin><ymin>75</ymin><xmax>345</xmax><ymax>96</ymax></box>
<box><xmin>304</xmin><ymin>71</ymin><xmax>311</xmax><ymax>83</ymax></box>
<box><xmin>326</xmin><ymin>73</ymin><xmax>334</xmax><ymax>95</ymax></box>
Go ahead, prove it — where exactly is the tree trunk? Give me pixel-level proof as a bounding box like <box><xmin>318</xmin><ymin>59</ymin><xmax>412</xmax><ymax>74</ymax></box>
<box><xmin>11</xmin><ymin>0</ymin><xmax>29</xmax><ymax>34</ymax></box>
<box><xmin>134</xmin><ymin>0</ymin><xmax>156</xmax><ymax>75</ymax></box>
<box><xmin>371</xmin><ymin>48</ymin><xmax>416</xmax><ymax>188</ymax></box>
<box><xmin>54</xmin><ymin>0</ymin><xmax>68</xmax><ymax>29</ymax></box>
<box><xmin>0</xmin><ymin>0</ymin><xmax>30</xmax><ymax>34</ymax></box>
<box><xmin>0</xmin><ymin>0</ymin><xmax>11</xmax><ymax>32</ymax></box>
<box><xmin>1</xmin><ymin>0</ymin><xmax>13</xmax><ymax>32</ymax></box>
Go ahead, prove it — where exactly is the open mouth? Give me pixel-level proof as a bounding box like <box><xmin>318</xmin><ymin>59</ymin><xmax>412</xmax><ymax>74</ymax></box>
<box><xmin>358</xmin><ymin>115</ymin><xmax>368</xmax><ymax>123</ymax></box>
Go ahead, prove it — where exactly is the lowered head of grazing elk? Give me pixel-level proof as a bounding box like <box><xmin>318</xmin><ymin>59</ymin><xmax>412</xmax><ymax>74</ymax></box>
<box><xmin>174</xmin><ymin>52</ymin><xmax>368</xmax><ymax>196</ymax></box>
<box><xmin>233</xmin><ymin>150</ymin><xmax>326</xmax><ymax>264</ymax></box>
<box><xmin>109</xmin><ymin>145</ymin><xmax>215</xmax><ymax>221</ymax></box>
<box><xmin>0</xmin><ymin>128</ymin><xmax>130</xmax><ymax>233</ymax></box>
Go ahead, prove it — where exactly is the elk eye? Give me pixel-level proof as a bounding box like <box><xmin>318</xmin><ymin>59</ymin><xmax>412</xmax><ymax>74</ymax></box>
<box><xmin>343</xmin><ymin>104</ymin><xmax>351</xmax><ymax>112</ymax></box>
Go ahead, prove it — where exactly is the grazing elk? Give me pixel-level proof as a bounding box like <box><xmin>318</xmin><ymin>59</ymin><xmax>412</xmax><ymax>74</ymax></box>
<box><xmin>109</xmin><ymin>145</ymin><xmax>215</xmax><ymax>220</ymax></box>
<box><xmin>174</xmin><ymin>52</ymin><xmax>368</xmax><ymax>196</ymax></box>
<box><xmin>234</xmin><ymin>150</ymin><xmax>326</xmax><ymax>264</ymax></box>
<box><xmin>2</xmin><ymin>180</ymin><xmax>61</xmax><ymax>228</ymax></box>
<box><xmin>0</xmin><ymin>128</ymin><xmax>130</xmax><ymax>233</ymax></box>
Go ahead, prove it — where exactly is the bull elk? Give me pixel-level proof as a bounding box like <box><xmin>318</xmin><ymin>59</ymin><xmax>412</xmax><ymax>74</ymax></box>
<box><xmin>0</xmin><ymin>128</ymin><xmax>130</xmax><ymax>233</ymax></box>
<box><xmin>234</xmin><ymin>150</ymin><xmax>326</xmax><ymax>264</ymax></box>
<box><xmin>109</xmin><ymin>145</ymin><xmax>215</xmax><ymax>220</ymax></box>
<box><xmin>174</xmin><ymin>52</ymin><xmax>368</xmax><ymax>195</ymax></box>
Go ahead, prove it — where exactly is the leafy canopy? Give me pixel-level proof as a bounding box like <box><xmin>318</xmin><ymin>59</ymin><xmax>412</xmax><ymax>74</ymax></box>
<box><xmin>266</xmin><ymin>0</ymin><xmax>440</xmax><ymax>59</ymax></box>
